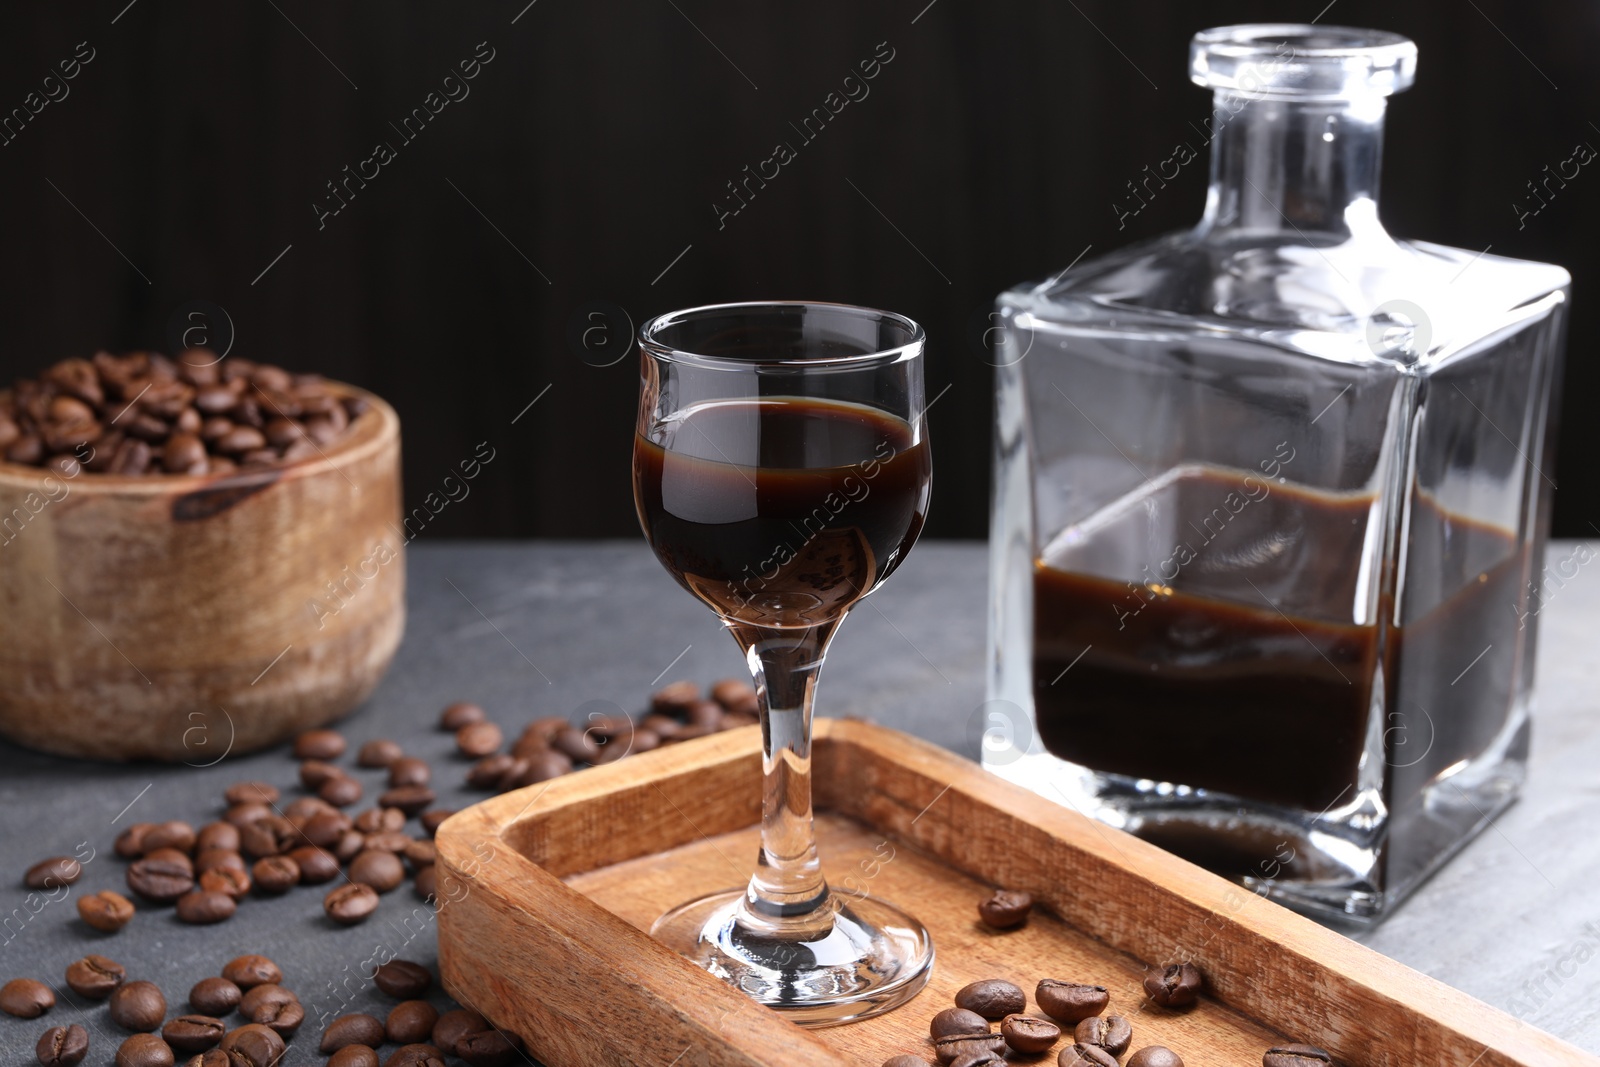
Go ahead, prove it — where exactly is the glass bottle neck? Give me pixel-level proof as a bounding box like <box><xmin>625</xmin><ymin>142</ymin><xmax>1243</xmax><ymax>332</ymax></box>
<box><xmin>1196</xmin><ymin>91</ymin><xmax>1391</xmax><ymax>243</ymax></box>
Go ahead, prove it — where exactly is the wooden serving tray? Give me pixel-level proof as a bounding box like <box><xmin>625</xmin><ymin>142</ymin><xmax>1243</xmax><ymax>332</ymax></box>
<box><xmin>434</xmin><ymin>720</ymin><xmax>1596</xmax><ymax>1067</ymax></box>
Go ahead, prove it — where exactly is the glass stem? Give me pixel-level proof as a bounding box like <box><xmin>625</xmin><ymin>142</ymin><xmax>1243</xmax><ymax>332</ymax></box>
<box><xmin>729</xmin><ymin>618</ymin><xmax>841</xmax><ymax>930</ymax></box>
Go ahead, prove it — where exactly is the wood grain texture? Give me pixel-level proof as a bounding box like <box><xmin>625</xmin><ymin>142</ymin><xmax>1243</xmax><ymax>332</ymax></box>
<box><xmin>0</xmin><ymin>384</ymin><xmax>404</xmax><ymax>761</ymax></box>
<box><xmin>435</xmin><ymin>720</ymin><xmax>1600</xmax><ymax>1067</ymax></box>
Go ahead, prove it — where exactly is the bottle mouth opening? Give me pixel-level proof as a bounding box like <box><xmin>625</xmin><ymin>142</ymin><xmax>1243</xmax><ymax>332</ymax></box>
<box><xmin>1191</xmin><ymin>23</ymin><xmax>1417</xmax><ymax>100</ymax></box>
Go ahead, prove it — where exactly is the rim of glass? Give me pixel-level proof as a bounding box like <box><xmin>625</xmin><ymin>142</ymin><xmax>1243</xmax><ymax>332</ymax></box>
<box><xmin>639</xmin><ymin>300</ymin><xmax>925</xmax><ymax>371</ymax></box>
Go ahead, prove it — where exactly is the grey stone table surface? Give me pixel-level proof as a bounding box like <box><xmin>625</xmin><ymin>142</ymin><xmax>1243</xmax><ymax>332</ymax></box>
<box><xmin>0</xmin><ymin>540</ymin><xmax>1597</xmax><ymax>1061</ymax></box>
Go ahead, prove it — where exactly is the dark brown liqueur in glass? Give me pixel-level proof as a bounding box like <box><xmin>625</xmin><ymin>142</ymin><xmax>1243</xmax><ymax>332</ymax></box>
<box><xmin>1032</xmin><ymin>468</ymin><xmax>1526</xmax><ymax>816</ymax></box>
<box><xmin>634</xmin><ymin>397</ymin><xmax>930</xmax><ymax>627</ymax></box>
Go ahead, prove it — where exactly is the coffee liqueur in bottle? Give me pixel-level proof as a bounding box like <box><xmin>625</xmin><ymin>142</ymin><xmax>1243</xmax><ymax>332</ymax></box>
<box><xmin>987</xmin><ymin>25</ymin><xmax>1568</xmax><ymax>922</ymax></box>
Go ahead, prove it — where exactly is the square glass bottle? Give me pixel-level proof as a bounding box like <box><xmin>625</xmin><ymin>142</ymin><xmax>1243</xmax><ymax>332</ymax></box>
<box><xmin>987</xmin><ymin>25</ymin><xmax>1569</xmax><ymax>923</ymax></box>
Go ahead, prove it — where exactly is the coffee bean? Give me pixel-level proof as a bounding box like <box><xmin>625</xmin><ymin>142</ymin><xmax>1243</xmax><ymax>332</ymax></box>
<box><xmin>200</xmin><ymin>867</ymin><xmax>252</xmax><ymax>901</ymax></box>
<box><xmin>224</xmin><ymin>782</ymin><xmax>280</xmax><ymax>807</ymax></box>
<box><xmin>329</xmin><ymin>1046</ymin><xmax>381</xmax><ymax>1067</ymax></box>
<box><xmin>640</xmin><ymin>713</ymin><xmax>683</xmax><ymax>739</ymax></box>
<box><xmin>195</xmin><ymin>849</ymin><xmax>247</xmax><ymax>875</ymax></box>
<box><xmin>466</xmin><ymin>755</ymin><xmax>514</xmax><ymax>790</ymax></box>
<box><xmin>326</xmin><ymin>883</ymin><xmax>379</xmax><ymax>924</ymax></box>
<box><xmin>302</xmin><ymin>810</ymin><xmax>352</xmax><ymax>848</ymax></box>
<box><xmin>955</xmin><ymin>979</ymin><xmax>1025</xmax><ymax>1020</ymax></box>
<box><xmin>115</xmin><ymin>1033</ymin><xmax>175</xmax><ymax>1067</ymax></box>
<box><xmin>251</xmin><ymin>856</ymin><xmax>299</xmax><ymax>894</ymax></box>
<box><xmin>431</xmin><ymin>1009</ymin><xmax>487</xmax><ymax>1055</ymax></box>
<box><xmin>176</xmin><ymin>889</ymin><xmax>237</xmax><ymax>924</ymax></box>
<box><xmin>1002</xmin><ymin>1014</ymin><xmax>1061</xmax><ymax>1054</ymax></box>
<box><xmin>294</xmin><ymin>729</ymin><xmax>347</xmax><ymax>760</ymax></box>
<box><xmin>413</xmin><ymin>866</ymin><xmax>438</xmax><ymax>902</ymax></box>
<box><xmin>349</xmin><ymin>808</ymin><xmax>398</xmax><ymax>835</ymax></box>
<box><xmin>1036</xmin><ymin>980</ymin><xmax>1109</xmax><ymax>1024</ymax></box>
<box><xmin>238</xmin><ymin>820</ymin><xmax>292</xmax><ymax>860</ymax></box>
<box><xmin>977</xmin><ymin>888</ymin><xmax>1033</xmax><ymax>929</ymax></box>
<box><xmin>387</xmin><ymin>1000</ymin><xmax>440</xmax><ymax>1044</ymax></box>
<box><xmin>1126</xmin><ymin>1047</ymin><xmax>1184</xmax><ymax>1067</ymax></box>
<box><xmin>686</xmin><ymin>700</ymin><xmax>723</xmax><ymax>730</ymax></box>
<box><xmin>934</xmin><ymin>1033</ymin><xmax>1006</xmax><ymax>1064</ymax></box>
<box><xmin>358</xmin><ymin>739</ymin><xmax>404</xmax><ymax>768</ymax></box>
<box><xmin>221</xmin><ymin>956</ymin><xmax>281</xmax><ymax>989</ymax></box>
<box><xmin>162</xmin><ymin>1016</ymin><xmax>226</xmax><ymax>1054</ymax></box>
<box><xmin>1263</xmin><ymin>1044</ymin><xmax>1334</xmax><ymax>1067</ymax></box>
<box><xmin>1075</xmin><ymin>1015</ymin><xmax>1132</xmax><ymax>1056</ymax></box>
<box><xmin>403</xmin><ymin>838</ymin><xmax>436</xmax><ymax>868</ymax></box>
<box><xmin>1</xmin><ymin>977</ymin><xmax>55</xmax><ymax>1017</ymax></box>
<box><xmin>365</xmin><ymin>830</ymin><xmax>412</xmax><ymax>855</ymax></box>
<box><xmin>512</xmin><ymin>751</ymin><xmax>572</xmax><ymax>788</ymax></box>
<box><xmin>388</xmin><ymin>758</ymin><xmax>431</xmax><ymax>788</ymax></box>
<box><xmin>164</xmin><ymin>432</ymin><xmax>206</xmax><ymax>472</ymax></box>
<box><xmin>321</xmin><ymin>1011</ymin><xmax>387</xmax><ymax>1052</ymax></box>
<box><xmin>25</xmin><ymin>856</ymin><xmax>84</xmax><ymax>889</ymax></box>
<box><xmin>110</xmin><ymin>980</ymin><xmax>167</xmax><ymax>1032</ymax></box>
<box><xmin>78</xmin><ymin>890</ymin><xmax>136</xmax><ymax>932</ymax></box>
<box><xmin>143</xmin><ymin>821</ymin><xmax>198</xmax><ymax>855</ymax></box>
<box><xmin>334</xmin><ymin>830</ymin><xmax>367</xmax><ymax>863</ymax></box>
<box><xmin>319</xmin><ymin>774</ymin><xmax>364</xmax><ymax>807</ymax></box>
<box><xmin>1143</xmin><ymin>963</ymin><xmax>1203</xmax><ymax>1008</ymax></box>
<box><xmin>115</xmin><ymin>824</ymin><xmax>155</xmax><ymax>859</ymax></box>
<box><xmin>948</xmin><ymin>1051</ymin><xmax>1005</xmax><ymax>1067</ymax></box>
<box><xmin>189</xmin><ymin>978</ymin><xmax>242</xmax><ymax>1017</ymax></box>
<box><xmin>457</xmin><ymin>1030</ymin><xmax>516</xmax><ymax>1067</ymax></box>
<box><xmin>710</xmin><ymin>678</ymin><xmax>758</xmax><ymax>710</ymax></box>
<box><xmin>239</xmin><ymin>984</ymin><xmax>303</xmax><ymax>1036</ymax></box>
<box><xmin>520</xmin><ymin>716</ymin><xmax>569</xmax><ymax>745</ymax></box>
<box><xmin>288</xmin><ymin>846</ymin><xmax>339</xmax><ymax>884</ymax></box>
<box><xmin>930</xmin><ymin>1007</ymin><xmax>989</xmax><ymax>1038</ymax></box>
<box><xmin>223</xmin><ymin>803</ymin><xmax>273</xmax><ymax>829</ymax></box>
<box><xmin>350</xmin><ymin>849</ymin><xmax>406</xmax><ymax>893</ymax></box>
<box><xmin>1061</xmin><ymin>1045</ymin><xmax>1121</xmax><ymax>1067</ymax></box>
<box><xmin>299</xmin><ymin>760</ymin><xmax>341</xmax><ymax>790</ymax></box>
<box><xmin>439</xmin><ymin>702</ymin><xmax>486</xmax><ymax>730</ymax></box>
<box><xmin>651</xmin><ymin>680</ymin><xmax>701</xmax><ymax>713</ymax></box>
<box><xmin>373</xmin><ymin>959</ymin><xmax>433</xmax><ymax>999</ymax></box>
<box><xmin>384</xmin><ymin>1046</ymin><xmax>447</xmax><ymax>1067</ymax></box>
<box><xmin>36</xmin><ymin>1023</ymin><xmax>89</xmax><ymax>1067</ymax></box>
<box><xmin>195</xmin><ymin>823</ymin><xmax>241</xmax><ymax>853</ymax></box>
<box><xmin>419</xmin><ymin>810</ymin><xmax>454</xmax><ymax>836</ymax></box>
<box><xmin>217</xmin><ymin>1023</ymin><xmax>285</xmax><ymax>1067</ymax></box>
<box><xmin>65</xmin><ymin>954</ymin><xmax>126</xmax><ymax>999</ymax></box>
<box><xmin>380</xmin><ymin>786</ymin><xmax>436</xmax><ymax>815</ymax></box>
<box><xmin>456</xmin><ymin>721</ymin><xmax>503</xmax><ymax>758</ymax></box>
<box><xmin>881</xmin><ymin>1059</ymin><xmax>930</xmax><ymax>1067</ymax></box>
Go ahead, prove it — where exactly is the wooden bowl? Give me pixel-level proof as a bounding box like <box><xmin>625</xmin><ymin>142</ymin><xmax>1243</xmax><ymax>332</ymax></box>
<box><xmin>0</xmin><ymin>383</ymin><xmax>404</xmax><ymax>762</ymax></box>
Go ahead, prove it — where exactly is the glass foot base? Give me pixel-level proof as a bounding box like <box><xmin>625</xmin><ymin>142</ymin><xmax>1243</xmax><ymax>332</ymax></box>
<box><xmin>650</xmin><ymin>889</ymin><xmax>934</xmax><ymax>1028</ymax></box>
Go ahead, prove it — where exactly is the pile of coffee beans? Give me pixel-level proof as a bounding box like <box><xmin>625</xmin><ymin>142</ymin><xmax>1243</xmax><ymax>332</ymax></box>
<box><xmin>0</xmin><ymin>349</ymin><xmax>368</xmax><ymax>476</ymax></box>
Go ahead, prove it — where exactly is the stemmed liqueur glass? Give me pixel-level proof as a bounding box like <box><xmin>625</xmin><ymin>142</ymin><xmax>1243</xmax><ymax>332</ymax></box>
<box><xmin>632</xmin><ymin>302</ymin><xmax>934</xmax><ymax>1026</ymax></box>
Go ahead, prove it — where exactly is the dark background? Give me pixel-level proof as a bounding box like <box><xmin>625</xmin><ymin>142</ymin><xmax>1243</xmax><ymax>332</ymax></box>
<box><xmin>0</xmin><ymin>0</ymin><xmax>1593</xmax><ymax>539</ymax></box>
